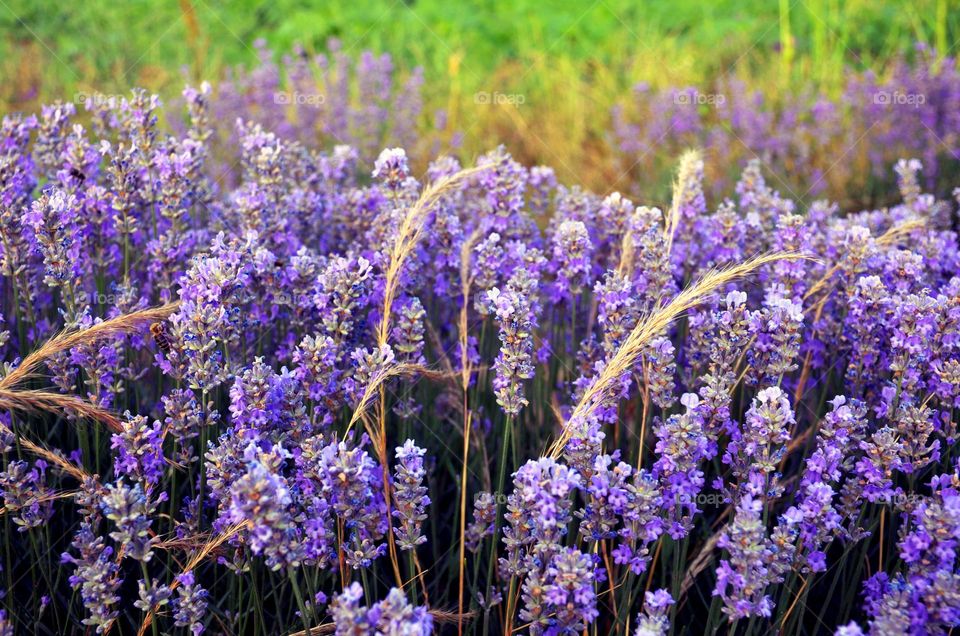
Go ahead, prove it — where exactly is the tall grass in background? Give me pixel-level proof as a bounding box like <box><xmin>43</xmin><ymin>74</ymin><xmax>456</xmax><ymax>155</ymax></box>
<box><xmin>2</xmin><ymin>3</ymin><xmax>960</xmax><ymax>634</ymax></box>
<box><xmin>0</xmin><ymin>1</ymin><xmax>956</xmax><ymax>196</ymax></box>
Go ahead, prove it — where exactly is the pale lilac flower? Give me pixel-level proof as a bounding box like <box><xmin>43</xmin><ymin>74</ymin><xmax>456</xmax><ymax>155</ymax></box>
<box><xmin>393</xmin><ymin>440</ymin><xmax>430</xmax><ymax>551</ymax></box>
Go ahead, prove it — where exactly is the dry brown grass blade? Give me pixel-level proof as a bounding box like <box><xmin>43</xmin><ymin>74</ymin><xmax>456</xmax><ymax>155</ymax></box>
<box><xmin>137</xmin><ymin>521</ymin><xmax>249</xmax><ymax>636</ymax></box>
<box><xmin>876</xmin><ymin>218</ymin><xmax>925</xmax><ymax>245</ymax></box>
<box><xmin>546</xmin><ymin>251</ymin><xmax>810</xmax><ymax>459</ymax></box>
<box><xmin>664</xmin><ymin>149</ymin><xmax>703</xmax><ymax>255</ymax></box>
<box><xmin>0</xmin><ymin>490</ymin><xmax>77</xmax><ymax>515</ymax></box>
<box><xmin>11</xmin><ymin>435</ymin><xmax>90</xmax><ymax>481</ymax></box>
<box><xmin>0</xmin><ymin>389</ymin><xmax>122</xmax><ymax>432</ymax></box>
<box><xmin>617</xmin><ymin>219</ymin><xmax>641</xmax><ymax>279</ymax></box>
<box><xmin>458</xmin><ymin>228</ymin><xmax>484</xmax><ymax>389</ymax></box>
<box><xmin>1</xmin><ymin>302</ymin><xmax>180</xmax><ymax>390</ymax></box>
<box><xmin>345</xmin><ymin>362</ymin><xmax>435</xmax><ymax>435</ymax></box>
<box><xmin>803</xmin><ymin>218</ymin><xmax>924</xmax><ymax>302</ymax></box>
<box><xmin>377</xmin><ymin>166</ymin><xmax>488</xmax><ymax>347</ymax></box>
<box><xmin>680</xmin><ymin>530</ymin><xmax>723</xmax><ymax>597</ymax></box>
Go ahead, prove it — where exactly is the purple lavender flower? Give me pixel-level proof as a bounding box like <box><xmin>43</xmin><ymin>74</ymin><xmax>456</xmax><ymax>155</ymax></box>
<box><xmin>331</xmin><ymin>582</ymin><xmax>432</xmax><ymax>635</ymax></box>
<box><xmin>633</xmin><ymin>589</ymin><xmax>674</xmax><ymax>636</ymax></box>
<box><xmin>488</xmin><ymin>261</ymin><xmax>542</xmax><ymax>416</ymax></box>
<box><xmin>747</xmin><ymin>292</ymin><xmax>804</xmax><ymax>384</ymax></box>
<box><xmin>466</xmin><ymin>491</ymin><xmax>497</xmax><ymax>552</ymax></box>
<box><xmin>111</xmin><ymin>413</ymin><xmax>165</xmax><ymax>488</ymax></box>
<box><xmin>315</xmin><ymin>253</ymin><xmax>373</xmax><ymax>344</ymax></box>
<box><xmin>0</xmin><ymin>459</ymin><xmax>54</xmax><ymax>531</ymax></box>
<box><xmin>393</xmin><ymin>439</ymin><xmax>430</xmax><ymax>551</ymax></box>
<box><xmin>167</xmin><ymin>232</ymin><xmax>256</xmax><ymax>390</ymax></box>
<box><xmin>34</xmin><ymin>101</ymin><xmax>75</xmax><ymax>176</ymax></box>
<box><xmin>528</xmin><ymin>165</ymin><xmax>557</xmax><ymax>216</ymax></box>
<box><xmin>612</xmin><ymin>469</ymin><xmax>664</xmax><ymax>575</ymax></box>
<box><xmin>577</xmin><ymin>453</ymin><xmax>633</xmax><ymax>541</ymax></box>
<box><xmin>345</xmin><ymin>344</ymin><xmax>397</xmax><ymax>411</ymax></box>
<box><xmin>102</xmin><ymin>480</ymin><xmax>161</xmax><ymax>562</ymax></box>
<box><xmin>62</xmin><ymin>532</ymin><xmax>122</xmax><ymax>632</ymax></box>
<box><xmin>292</xmin><ymin>332</ymin><xmax>342</xmax><ymax>421</ymax></box>
<box><xmin>714</xmin><ymin>495</ymin><xmax>778</xmax><ymax>619</ymax></box>
<box><xmin>644</xmin><ymin>336</ymin><xmax>677</xmax><ymax>409</ymax></box>
<box><xmin>162</xmin><ymin>388</ymin><xmax>213</xmax><ymax>464</ymax></box>
<box><xmin>316</xmin><ymin>434</ymin><xmax>388</xmax><ymax>569</ymax></box>
<box><xmin>391</xmin><ymin>295</ymin><xmax>426</xmax><ymax>366</ymax></box>
<box><xmin>780</xmin><ymin>396</ymin><xmax>867</xmax><ymax>571</ymax></box>
<box><xmin>229</xmin><ymin>357</ymin><xmax>307</xmax><ymax>441</ymax></box>
<box><xmin>472</xmin><ymin>232</ymin><xmax>505</xmax><ymax>313</ymax></box>
<box><xmin>477</xmin><ymin>146</ymin><xmax>527</xmax><ymax>232</ymax></box>
<box><xmin>854</xmin><ymin>427</ymin><xmax>904</xmax><ymax>504</ymax></box>
<box><xmin>501</xmin><ymin>457</ymin><xmax>581</xmax><ymax>576</ymax></box>
<box><xmin>723</xmin><ymin>386</ymin><xmax>794</xmax><ymax>495</ymax></box>
<box><xmin>595</xmin><ymin>269</ymin><xmax>638</xmax><ymax>357</ymax></box>
<box><xmin>173</xmin><ymin>571</ymin><xmax>209</xmax><ymax>635</ymax></box>
<box><xmin>550</xmin><ymin>219</ymin><xmax>593</xmax><ymax>301</ymax></box>
<box><xmin>133</xmin><ymin>578</ymin><xmax>171</xmax><ymax>615</ymax></box>
<box><xmin>652</xmin><ymin>394</ymin><xmax>710</xmax><ymax>538</ymax></box>
<box><xmin>520</xmin><ymin>547</ymin><xmax>598</xmax><ymax>635</ymax></box>
<box><xmin>372</xmin><ymin>147</ymin><xmax>411</xmax><ymax>191</ymax></box>
<box><xmin>23</xmin><ymin>187</ymin><xmax>83</xmax><ymax>293</ymax></box>
<box><xmin>893</xmin><ymin>404</ymin><xmax>940</xmax><ymax>474</ymax></box>
<box><xmin>224</xmin><ymin>443</ymin><xmax>302</xmax><ymax>569</ymax></box>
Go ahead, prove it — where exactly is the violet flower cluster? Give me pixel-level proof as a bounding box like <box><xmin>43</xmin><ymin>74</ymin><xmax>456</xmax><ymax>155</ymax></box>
<box><xmin>1</xmin><ymin>65</ymin><xmax>960</xmax><ymax>636</ymax></box>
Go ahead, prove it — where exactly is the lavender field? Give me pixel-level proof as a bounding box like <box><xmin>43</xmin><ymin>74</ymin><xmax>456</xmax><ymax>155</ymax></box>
<box><xmin>1</xmin><ymin>6</ymin><xmax>960</xmax><ymax>636</ymax></box>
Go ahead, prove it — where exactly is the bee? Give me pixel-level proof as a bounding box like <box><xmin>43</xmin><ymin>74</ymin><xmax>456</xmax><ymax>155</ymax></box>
<box><xmin>150</xmin><ymin>322</ymin><xmax>172</xmax><ymax>355</ymax></box>
<box><xmin>68</xmin><ymin>167</ymin><xmax>85</xmax><ymax>185</ymax></box>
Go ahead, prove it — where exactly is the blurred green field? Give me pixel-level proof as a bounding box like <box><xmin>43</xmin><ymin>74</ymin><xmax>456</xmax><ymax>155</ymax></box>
<box><xmin>0</xmin><ymin>0</ymin><xmax>957</xmax><ymax>194</ymax></box>
<box><xmin>1</xmin><ymin>0</ymin><xmax>955</xmax><ymax>106</ymax></box>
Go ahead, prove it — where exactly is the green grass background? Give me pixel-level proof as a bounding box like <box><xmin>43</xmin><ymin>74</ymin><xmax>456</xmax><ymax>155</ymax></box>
<box><xmin>0</xmin><ymin>0</ymin><xmax>956</xmax><ymax>197</ymax></box>
<box><xmin>1</xmin><ymin>0</ymin><xmax>955</xmax><ymax>106</ymax></box>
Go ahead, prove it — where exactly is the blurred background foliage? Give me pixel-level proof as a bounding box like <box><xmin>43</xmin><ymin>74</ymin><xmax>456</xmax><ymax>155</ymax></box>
<box><xmin>2</xmin><ymin>0</ymin><xmax>954</xmax><ymax>98</ymax></box>
<box><xmin>0</xmin><ymin>0</ymin><xmax>956</xmax><ymax>195</ymax></box>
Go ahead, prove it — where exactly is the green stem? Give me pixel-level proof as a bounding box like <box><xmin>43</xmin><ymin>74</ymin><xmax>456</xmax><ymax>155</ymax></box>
<box><xmin>482</xmin><ymin>415</ymin><xmax>513</xmax><ymax>635</ymax></box>
<box><xmin>140</xmin><ymin>562</ymin><xmax>159</xmax><ymax>636</ymax></box>
<box><xmin>288</xmin><ymin>567</ymin><xmax>313</xmax><ymax>636</ymax></box>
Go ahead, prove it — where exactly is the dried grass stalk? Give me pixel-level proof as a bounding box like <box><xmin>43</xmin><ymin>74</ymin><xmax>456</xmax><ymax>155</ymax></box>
<box><xmin>0</xmin><ymin>389</ymin><xmax>122</xmax><ymax>432</ymax></box>
<box><xmin>346</xmin><ymin>362</ymin><xmax>433</xmax><ymax>436</ymax></box>
<box><xmin>803</xmin><ymin>218</ymin><xmax>924</xmax><ymax>301</ymax></box>
<box><xmin>377</xmin><ymin>166</ymin><xmax>487</xmax><ymax>346</ymax></box>
<box><xmin>680</xmin><ymin>530</ymin><xmax>723</xmax><ymax>597</ymax></box>
<box><xmin>547</xmin><ymin>251</ymin><xmax>809</xmax><ymax>458</ymax></box>
<box><xmin>11</xmin><ymin>435</ymin><xmax>90</xmax><ymax>482</ymax></box>
<box><xmin>664</xmin><ymin>149</ymin><xmax>703</xmax><ymax>255</ymax></box>
<box><xmin>0</xmin><ymin>490</ymin><xmax>78</xmax><ymax>516</ymax></box>
<box><xmin>136</xmin><ymin>521</ymin><xmax>249</xmax><ymax>636</ymax></box>
<box><xmin>1</xmin><ymin>303</ymin><xmax>179</xmax><ymax>390</ymax></box>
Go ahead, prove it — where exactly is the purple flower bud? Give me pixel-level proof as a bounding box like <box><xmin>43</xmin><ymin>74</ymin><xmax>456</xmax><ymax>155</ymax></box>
<box><xmin>393</xmin><ymin>440</ymin><xmax>430</xmax><ymax>551</ymax></box>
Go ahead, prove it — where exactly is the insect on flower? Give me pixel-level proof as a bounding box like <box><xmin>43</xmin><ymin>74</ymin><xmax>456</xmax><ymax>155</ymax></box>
<box><xmin>150</xmin><ymin>321</ymin><xmax>173</xmax><ymax>355</ymax></box>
